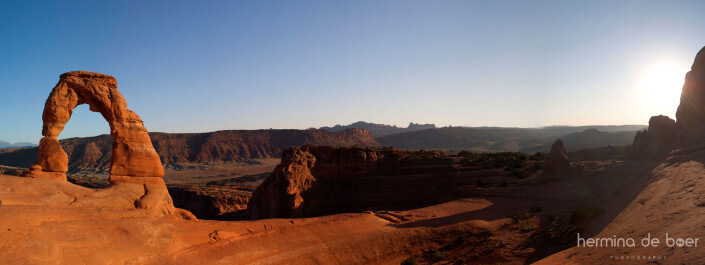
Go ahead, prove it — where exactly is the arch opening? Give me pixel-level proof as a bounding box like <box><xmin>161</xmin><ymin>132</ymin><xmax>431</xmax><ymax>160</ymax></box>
<box><xmin>59</xmin><ymin>104</ymin><xmax>109</xmax><ymax>141</ymax></box>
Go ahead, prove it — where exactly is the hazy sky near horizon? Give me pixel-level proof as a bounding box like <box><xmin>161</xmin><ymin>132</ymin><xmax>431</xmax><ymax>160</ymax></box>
<box><xmin>2</xmin><ymin>0</ymin><xmax>705</xmax><ymax>143</ymax></box>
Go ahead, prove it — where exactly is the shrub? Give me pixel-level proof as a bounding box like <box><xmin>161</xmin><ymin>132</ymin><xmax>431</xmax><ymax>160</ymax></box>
<box><xmin>507</xmin><ymin>212</ymin><xmax>532</xmax><ymax>222</ymax></box>
<box><xmin>432</xmin><ymin>250</ymin><xmax>447</xmax><ymax>260</ymax></box>
<box><xmin>423</xmin><ymin>249</ymin><xmax>447</xmax><ymax>261</ymax></box>
<box><xmin>400</xmin><ymin>256</ymin><xmax>418</xmax><ymax>265</ymax></box>
<box><xmin>458</xmin><ymin>150</ymin><xmax>473</xmax><ymax>157</ymax></box>
<box><xmin>505</xmin><ymin>212</ymin><xmax>537</xmax><ymax>232</ymax></box>
<box><xmin>476</xmin><ymin>179</ymin><xmax>489</xmax><ymax>188</ymax></box>
<box><xmin>543</xmin><ymin>215</ymin><xmax>566</xmax><ymax>243</ymax></box>
<box><xmin>461</xmin><ymin>151</ymin><xmax>533</xmax><ymax>170</ymax></box>
<box><xmin>570</xmin><ymin>207</ymin><xmax>603</xmax><ymax>229</ymax></box>
<box><xmin>511</xmin><ymin>168</ymin><xmax>526</xmax><ymax>179</ymax></box>
<box><xmin>455</xmin><ymin>228</ymin><xmax>494</xmax><ymax>246</ymax></box>
<box><xmin>530</xmin><ymin>152</ymin><xmax>544</xmax><ymax>160</ymax></box>
<box><xmin>8</xmin><ymin>168</ymin><xmax>27</xmax><ymax>176</ymax></box>
<box><xmin>528</xmin><ymin>206</ymin><xmax>542</xmax><ymax>213</ymax></box>
<box><xmin>516</xmin><ymin>220</ymin><xmax>536</xmax><ymax>232</ymax></box>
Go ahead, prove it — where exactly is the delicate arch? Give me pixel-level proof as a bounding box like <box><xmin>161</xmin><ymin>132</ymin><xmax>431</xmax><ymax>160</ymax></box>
<box><xmin>27</xmin><ymin>71</ymin><xmax>163</xmax><ymax>180</ymax></box>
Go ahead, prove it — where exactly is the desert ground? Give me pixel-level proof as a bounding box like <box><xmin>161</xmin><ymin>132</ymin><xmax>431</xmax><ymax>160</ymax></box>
<box><xmin>163</xmin><ymin>159</ymin><xmax>281</xmax><ymax>185</ymax></box>
<box><xmin>0</xmin><ymin>151</ymin><xmax>662</xmax><ymax>264</ymax></box>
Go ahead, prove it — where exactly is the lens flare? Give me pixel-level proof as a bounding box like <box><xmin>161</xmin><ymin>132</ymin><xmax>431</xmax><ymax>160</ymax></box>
<box><xmin>638</xmin><ymin>61</ymin><xmax>689</xmax><ymax>117</ymax></box>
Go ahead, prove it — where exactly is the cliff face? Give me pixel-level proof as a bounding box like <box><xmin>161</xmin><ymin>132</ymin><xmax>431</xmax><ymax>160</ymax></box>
<box><xmin>151</xmin><ymin>128</ymin><xmax>378</xmax><ymax>164</ymax></box>
<box><xmin>167</xmin><ymin>185</ymin><xmax>255</xmax><ymax>220</ymax></box>
<box><xmin>63</xmin><ymin>135</ymin><xmax>113</xmax><ymax>172</ymax></box>
<box><xmin>676</xmin><ymin>46</ymin><xmax>705</xmax><ymax>142</ymax></box>
<box><xmin>247</xmin><ymin>146</ymin><xmax>464</xmax><ymax>219</ymax></box>
<box><xmin>629</xmin><ymin>115</ymin><xmax>677</xmax><ymax>159</ymax></box>
<box><xmin>0</xmin><ymin>128</ymin><xmax>379</xmax><ymax>172</ymax></box>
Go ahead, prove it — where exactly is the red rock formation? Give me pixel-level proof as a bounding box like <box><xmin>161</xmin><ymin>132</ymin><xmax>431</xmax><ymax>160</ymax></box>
<box><xmin>248</xmin><ymin>148</ymin><xmax>319</xmax><ymax>219</ymax></box>
<box><xmin>27</xmin><ymin>71</ymin><xmax>163</xmax><ymax>180</ymax></box>
<box><xmin>24</xmin><ymin>71</ymin><xmax>192</xmax><ymax>218</ymax></box>
<box><xmin>247</xmin><ymin>146</ymin><xmax>471</xmax><ymax>219</ymax></box>
<box><xmin>629</xmin><ymin>115</ymin><xmax>677</xmax><ymax>159</ymax></box>
<box><xmin>676</xmin><ymin>46</ymin><xmax>705</xmax><ymax>142</ymax></box>
<box><xmin>544</xmin><ymin>139</ymin><xmax>570</xmax><ymax>170</ymax></box>
<box><xmin>168</xmin><ymin>184</ymin><xmax>255</xmax><ymax>220</ymax></box>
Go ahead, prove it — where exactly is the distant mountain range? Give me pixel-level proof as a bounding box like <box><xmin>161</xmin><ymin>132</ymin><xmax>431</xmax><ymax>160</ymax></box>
<box><xmin>375</xmin><ymin>125</ymin><xmax>646</xmax><ymax>153</ymax></box>
<box><xmin>518</xmin><ymin>128</ymin><xmax>638</xmax><ymax>154</ymax></box>
<box><xmin>320</xmin><ymin>121</ymin><xmax>436</xmax><ymax>137</ymax></box>
<box><xmin>0</xmin><ymin>141</ymin><xmax>37</xmax><ymax>149</ymax></box>
<box><xmin>0</xmin><ymin>123</ymin><xmax>648</xmax><ymax>172</ymax></box>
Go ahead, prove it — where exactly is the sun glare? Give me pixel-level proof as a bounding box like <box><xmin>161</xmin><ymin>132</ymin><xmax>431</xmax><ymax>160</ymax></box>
<box><xmin>638</xmin><ymin>61</ymin><xmax>689</xmax><ymax>117</ymax></box>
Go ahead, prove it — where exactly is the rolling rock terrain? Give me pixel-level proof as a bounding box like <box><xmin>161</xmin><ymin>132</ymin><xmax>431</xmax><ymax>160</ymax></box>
<box><xmin>538</xmin><ymin>46</ymin><xmax>705</xmax><ymax>264</ymax></box>
<box><xmin>3</xmin><ymin>47</ymin><xmax>705</xmax><ymax>265</ymax></box>
<box><xmin>0</xmin><ymin>126</ymin><xmax>379</xmax><ymax>220</ymax></box>
<box><xmin>374</xmin><ymin>125</ymin><xmax>643</xmax><ymax>154</ymax></box>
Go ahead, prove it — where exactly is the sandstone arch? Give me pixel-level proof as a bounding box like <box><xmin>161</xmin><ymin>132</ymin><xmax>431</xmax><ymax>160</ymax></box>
<box><xmin>27</xmin><ymin>71</ymin><xmax>163</xmax><ymax>180</ymax></box>
<box><xmin>25</xmin><ymin>71</ymin><xmax>190</xmax><ymax>217</ymax></box>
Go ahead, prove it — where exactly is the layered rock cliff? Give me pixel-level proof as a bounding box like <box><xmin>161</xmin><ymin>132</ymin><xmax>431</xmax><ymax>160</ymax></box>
<box><xmin>0</xmin><ymin>128</ymin><xmax>379</xmax><ymax>172</ymax></box>
<box><xmin>151</xmin><ymin>128</ymin><xmax>378</xmax><ymax>164</ymax></box>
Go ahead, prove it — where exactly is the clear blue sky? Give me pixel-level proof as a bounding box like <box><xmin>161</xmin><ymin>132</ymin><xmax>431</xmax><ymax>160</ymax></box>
<box><xmin>1</xmin><ymin>0</ymin><xmax>705</xmax><ymax>143</ymax></box>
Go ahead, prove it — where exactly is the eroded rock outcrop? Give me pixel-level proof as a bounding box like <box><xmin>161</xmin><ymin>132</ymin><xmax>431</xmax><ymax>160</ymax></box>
<box><xmin>168</xmin><ymin>184</ymin><xmax>255</xmax><ymax>220</ymax></box>
<box><xmin>247</xmin><ymin>146</ymin><xmax>472</xmax><ymax>219</ymax></box>
<box><xmin>676</xmin><ymin>47</ymin><xmax>705</xmax><ymax>142</ymax></box>
<box><xmin>544</xmin><ymin>139</ymin><xmax>570</xmax><ymax>170</ymax></box>
<box><xmin>629</xmin><ymin>115</ymin><xmax>677</xmax><ymax>159</ymax></box>
<box><xmin>25</xmin><ymin>71</ymin><xmax>192</xmax><ymax>218</ymax></box>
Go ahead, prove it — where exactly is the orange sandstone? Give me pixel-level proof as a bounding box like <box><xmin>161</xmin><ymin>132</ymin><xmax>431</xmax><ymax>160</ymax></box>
<box><xmin>25</xmin><ymin>71</ymin><xmax>191</xmax><ymax>217</ymax></box>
